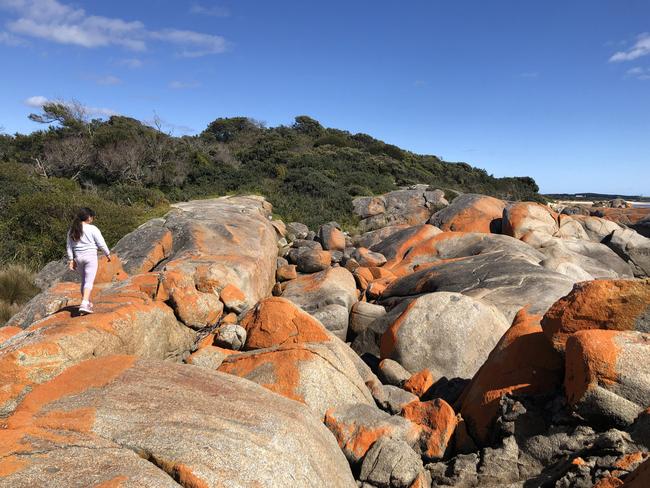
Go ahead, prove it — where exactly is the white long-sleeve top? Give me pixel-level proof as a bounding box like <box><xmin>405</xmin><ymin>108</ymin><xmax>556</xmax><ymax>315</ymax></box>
<box><xmin>66</xmin><ymin>223</ymin><xmax>111</xmax><ymax>260</ymax></box>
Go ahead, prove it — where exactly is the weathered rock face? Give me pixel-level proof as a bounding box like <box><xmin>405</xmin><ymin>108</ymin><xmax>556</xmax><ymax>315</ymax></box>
<box><xmin>0</xmin><ymin>356</ymin><xmax>356</xmax><ymax>487</ymax></box>
<box><xmin>605</xmin><ymin>228</ymin><xmax>650</xmax><ymax>278</ymax></box>
<box><xmin>565</xmin><ymin>329</ymin><xmax>650</xmax><ymax>427</ymax></box>
<box><xmin>218</xmin><ymin>341</ymin><xmax>375</xmax><ymax>418</ymax></box>
<box><xmin>281</xmin><ymin>267</ymin><xmax>358</xmax><ymax>340</ymax></box>
<box><xmin>240</xmin><ymin>296</ymin><xmax>331</xmax><ymax>350</ymax></box>
<box><xmin>533</xmin><ymin>235</ymin><xmax>635</xmax><ymax>280</ymax></box>
<box><xmin>383</xmin><ymin>231</ymin><xmax>545</xmax><ymax>276</ymax></box>
<box><xmin>541</xmin><ymin>279</ymin><xmax>650</xmax><ymax>353</ymax></box>
<box><xmin>370</xmin><ymin>224</ymin><xmax>443</xmax><ymax>271</ymax></box>
<box><xmin>429</xmin><ymin>194</ymin><xmax>506</xmax><ymax>233</ymax></box>
<box><xmin>354</xmin><ymin>224</ymin><xmax>410</xmax><ymax>249</ymax></box>
<box><xmin>0</xmin><ymin>276</ymin><xmax>195</xmax><ymax>417</ymax></box>
<box><xmin>324</xmin><ymin>403</ymin><xmax>421</xmax><ymax>463</ymax></box>
<box><xmin>379</xmin><ymin>292</ymin><xmax>510</xmax><ymax>379</ymax></box>
<box><xmin>502</xmin><ymin>201</ymin><xmax>559</xmax><ymax>240</ymax></box>
<box><xmin>161</xmin><ymin>196</ymin><xmax>279</xmax><ymax>325</ymax></box>
<box><xmin>459</xmin><ymin>309</ymin><xmax>563</xmax><ymax>445</ymax></box>
<box><xmin>353</xmin><ymin>185</ymin><xmax>448</xmax><ymax>232</ymax></box>
<box><xmin>380</xmin><ymin>251</ymin><xmax>576</xmax><ymax>322</ymax></box>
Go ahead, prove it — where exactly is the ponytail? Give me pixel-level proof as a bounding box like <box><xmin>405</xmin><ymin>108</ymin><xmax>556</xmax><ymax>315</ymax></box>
<box><xmin>69</xmin><ymin>207</ymin><xmax>95</xmax><ymax>241</ymax></box>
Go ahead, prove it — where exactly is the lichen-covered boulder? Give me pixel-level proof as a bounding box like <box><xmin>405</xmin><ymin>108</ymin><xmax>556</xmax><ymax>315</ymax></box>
<box><xmin>503</xmin><ymin>202</ymin><xmax>559</xmax><ymax>240</ymax></box>
<box><xmin>0</xmin><ymin>276</ymin><xmax>195</xmax><ymax>417</ymax></box>
<box><xmin>218</xmin><ymin>340</ymin><xmax>375</xmax><ymax>418</ymax></box>
<box><xmin>459</xmin><ymin>309</ymin><xmax>563</xmax><ymax>445</ymax></box>
<box><xmin>0</xmin><ymin>356</ymin><xmax>356</xmax><ymax>487</ymax></box>
<box><xmin>240</xmin><ymin>297</ymin><xmax>330</xmax><ymax>350</ymax></box>
<box><xmin>380</xmin><ymin>251</ymin><xmax>575</xmax><ymax>322</ymax></box>
<box><xmin>541</xmin><ymin>279</ymin><xmax>650</xmax><ymax>353</ymax></box>
<box><xmin>324</xmin><ymin>403</ymin><xmax>421</xmax><ymax>463</ymax></box>
<box><xmin>606</xmin><ymin>228</ymin><xmax>650</xmax><ymax>278</ymax></box>
<box><xmin>281</xmin><ymin>267</ymin><xmax>358</xmax><ymax>340</ymax></box>
<box><xmin>379</xmin><ymin>292</ymin><xmax>510</xmax><ymax>379</ymax></box>
<box><xmin>383</xmin><ymin>231</ymin><xmax>545</xmax><ymax>276</ymax></box>
<box><xmin>429</xmin><ymin>194</ymin><xmax>506</xmax><ymax>233</ymax></box>
<box><xmin>565</xmin><ymin>329</ymin><xmax>650</xmax><ymax>427</ymax></box>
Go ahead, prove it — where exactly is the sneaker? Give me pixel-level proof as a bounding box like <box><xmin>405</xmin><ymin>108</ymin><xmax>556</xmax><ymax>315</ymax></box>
<box><xmin>79</xmin><ymin>303</ymin><xmax>93</xmax><ymax>315</ymax></box>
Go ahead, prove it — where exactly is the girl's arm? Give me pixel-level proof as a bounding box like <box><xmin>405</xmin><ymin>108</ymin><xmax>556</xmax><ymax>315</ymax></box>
<box><xmin>66</xmin><ymin>232</ymin><xmax>74</xmax><ymax>261</ymax></box>
<box><xmin>93</xmin><ymin>227</ymin><xmax>111</xmax><ymax>257</ymax></box>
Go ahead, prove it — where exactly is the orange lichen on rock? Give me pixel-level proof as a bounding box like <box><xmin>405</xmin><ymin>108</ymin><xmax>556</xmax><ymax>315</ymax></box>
<box><xmin>564</xmin><ymin>329</ymin><xmax>620</xmax><ymax>407</ymax></box>
<box><xmin>218</xmin><ymin>346</ymin><xmax>312</xmax><ymax>403</ymax></box>
<box><xmin>400</xmin><ymin>398</ymin><xmax>457</xmax><ymax>460</ymax></box>
<box><xmin>93</xmin><ymin>476</ymin><xmax>129</xmax><ymax>488</ymax></box>
<box><xmin>502</xmin><ymin>202</ymin><xmax>559</xmax><ymax>240</ymax></box>
<box><xmin>403</xmin><ymin>369</ymin><xmax>435</xmax><ymax>397</ymax></box>
<box><xmin>593</xmin><ymin>477</ymin><xmax>624</xmax><ymax>488</ymax></box>
<box><xmin>542</xmin><ymin>279</ymin><xmax>650</xmax><ymax>353</ymax></box>
<box><xmin>137</xmin><ymin>229</ymin><xmax>173</xmax><ymax>273</ymax></box>
<box><xmin>323</xmin><ymin>408</ymin><xmax>409</xmax><ymax>462</ymax></box>
<box><xmin>436</xmin><ymin>196</ymin><xmax>506</xmax><ymax>234</ymax></box>
<box><xmin>276</xmin><ymin>264</ymin><xmax>298</xmax><ymax>282</ymax></box>
<box><xmin>458</xmin><ymin>309</ymin><xmax>563</xmax><ymax>445</ymax></box>
<box><xmin>240</xmin><ymin>297</ymin><xmax>329</xmax><ymax>350</ymax></box>
<box><xmin>95</xmin><ymin>255</ymin><xmax>128</xmax><ymax>285</ymax></box>
<box><xmin>379</xmin><ymin>300</ymin><xmax>419</xmax><ymax>359</ymax></box>
<box><xmin>0</xmin><ymin>355</ymin><xmax>135</xmax><ymax>475</ymax></box>
<box><xmin>149</xmin><ymin>458</ymin><xmax>210</xmax><ymax>488</ymax></box>
<box><xmin>0</xmin><ymin>326</ymin><xmax>22</xmax><ymax>344</ymax></box>
<box><xmin>353</xmin><ymin>266</ymin><xmax>396</xmax><ymax>291</ymax></box>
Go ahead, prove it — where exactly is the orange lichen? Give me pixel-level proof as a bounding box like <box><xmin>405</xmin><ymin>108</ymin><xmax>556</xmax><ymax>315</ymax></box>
<box><xmin>401</xmin><ymin>398</ymin><xmax>457</xmax><ymax>460</ymax></box>
<box><xmin>220</xmin><ymin>284</ymin><xmax>246</xmax><ymax>304</ymax></box>
<box><xmin>437</xmin><ymin>196</ymin><xmax>505</xmax><ymax>234</ymax></box>
<box><xmin>0</xmin><ymin>356</ymin><xmax>136</xmax><ymax>476</ymax></box>
<box><xmin>458</xmin><ymin>309</ymin><xmax>563</xmax><ymax>445</ymax></box>
<box><xmin>542</xmin><ymin>279</ymin><xmax>650</xmax><ymax>353</ymax></box>
<box><xmin>564</xmin><ymin>329</ymin><xmax>621</xmax><ymax>407</ymax></box>
<box><xmin>240</xmin><ymin>297</ymin><xmax>329</xmax><ymax>350</ymax></box>
<box><xmin>0</xmin><ymin>326</ymin><xmax>22</xmax><ymax>344</ymax></box>
<box><xmin>403</xmin><ymin>369</ymin><xmax>435</xmax><ymax>397</ymax></box>
<box><xmin>379</xmin><ymin>300</ymin><xmax>419</xmax><ymax>359</ymax></box>
<box><xmin>218</xmin><ymin>346</ymin><xmax>314</xmax><ymax>403</ymax></box>
<box><xmin>323</xmin><ymin>408</ymin><xmax>393</xmax><ymax>460</ymax></box>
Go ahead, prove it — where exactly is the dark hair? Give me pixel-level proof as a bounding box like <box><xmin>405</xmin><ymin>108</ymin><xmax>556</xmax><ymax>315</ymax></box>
<box><xmin>69</xmin><ymin>207</ymin><xmax>96</xmax><ymax>241</ymax></box>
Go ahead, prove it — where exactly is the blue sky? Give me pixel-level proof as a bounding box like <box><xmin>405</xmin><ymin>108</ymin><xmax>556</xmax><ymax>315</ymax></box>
<box><xmin>1</xmin><ymin>0</ymin><xmax>649</xmax><ymax>195</ymax></box>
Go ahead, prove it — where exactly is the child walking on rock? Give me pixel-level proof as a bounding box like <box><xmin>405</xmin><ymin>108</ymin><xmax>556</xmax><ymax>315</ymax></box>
<box><xmin>66</xmin><ymin>207</ymin><xmax>111</xmax><ymax>314</ymax></box>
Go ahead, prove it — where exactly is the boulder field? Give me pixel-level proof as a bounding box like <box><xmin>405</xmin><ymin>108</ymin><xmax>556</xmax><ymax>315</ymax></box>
<box><xmin>1</xmin><ymin>189</ymin><xmax>649</xmax><ymax>487</ymax></box>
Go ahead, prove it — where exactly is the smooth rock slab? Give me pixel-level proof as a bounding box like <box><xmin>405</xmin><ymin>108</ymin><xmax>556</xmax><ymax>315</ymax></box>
<box><xmin>380</xmin><ymin>251</ymin><xmax>576</xmax><ymax>322</ymax></box>
<box><xmin>0</xmin><ymin>356</ymin><xmax>356</xmax><ymax>488</ymax></box>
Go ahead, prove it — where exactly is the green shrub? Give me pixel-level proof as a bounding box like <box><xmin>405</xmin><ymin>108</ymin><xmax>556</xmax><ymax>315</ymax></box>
<box><xmin>0</xmin><ymin>264</ymin><xmax>39</xmax><ymax>305</ymax></box>
<box><xmin>0</xmin><ymin>300</ymin><xmax>20</xmax><ymax>325</ymax></box>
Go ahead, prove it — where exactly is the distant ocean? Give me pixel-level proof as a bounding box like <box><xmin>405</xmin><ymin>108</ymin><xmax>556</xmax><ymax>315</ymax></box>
<box><xmin>633</xmin><ymin>203</ymin><xmax>650</xmax><ymax>208</ymax></box>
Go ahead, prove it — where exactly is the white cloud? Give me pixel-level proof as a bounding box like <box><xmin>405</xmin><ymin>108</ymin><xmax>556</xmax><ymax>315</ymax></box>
<box><xmin>0</xmin><ymin>0</ymin><xmax>228</xmax><ymax>56</ymax></box>
<box><xmin>24</xmin><ymin>95</ymin><xmax>49</xmax><ymax>107</ymax></box>
<box><xmin>23</xmin><ymin>95</ymin><xmax>118</xmax><ymax>117</ymax></box>
<box><xmin>190</xmin><ymin>3</ymin><xmax>230</xmax><ymax>18</ymax></box>
<box><xmin>626</xmin><ymin>66</ymin><xmax>650</xmax><ymax>80</ymax></box>
<box><xmin>118</xmin><ymin>57</ymin><xmax>143</xmax><ymax>68</ymax></box>
<box><xmin>610</xmin><ymin>33</ymin><xmax>650</xmax><ymax>62</ymax></box>
<box><xmin>169</xmin><ymin>80</ymin><xmax>201</xmax><ymax>89</ymax></box>
<box><xmin>95</xmin><ymin>75</ymin><xmax>122</xmax><ymax>85</ymax></box>
<box><xmin>0</xmin><ymin>30</ymin><xmax>27</xmax><ymax>45</ymax></box>
<box><xmin>151</xmin><ymin>29</ymin><xmax>227</xmax><ymax>57</ymax></box>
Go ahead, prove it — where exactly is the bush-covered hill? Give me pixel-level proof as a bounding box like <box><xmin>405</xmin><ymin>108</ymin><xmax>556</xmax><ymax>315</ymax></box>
<box><xmin>0</xmin><ymin>103</ymin><xmax>542</xmax><ymax>268</ymax></box>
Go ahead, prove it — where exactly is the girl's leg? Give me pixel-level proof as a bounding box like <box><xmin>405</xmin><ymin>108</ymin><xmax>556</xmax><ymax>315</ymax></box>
<box><xmin>77</xmin><ymin>258</ymin><xmax>86</xmax><ymax>297</ymax></box>
<box><xmin>82</xmin><ymin>255</ymin><xmax>98</xmax><ymax>303</ymax></box>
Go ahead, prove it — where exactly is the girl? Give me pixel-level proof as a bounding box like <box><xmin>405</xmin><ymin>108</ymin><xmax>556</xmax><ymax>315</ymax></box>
<box><xmin>66</xmin><ymin>207</ymin><xmax>111</xmax><ymax>314</ymax></box>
